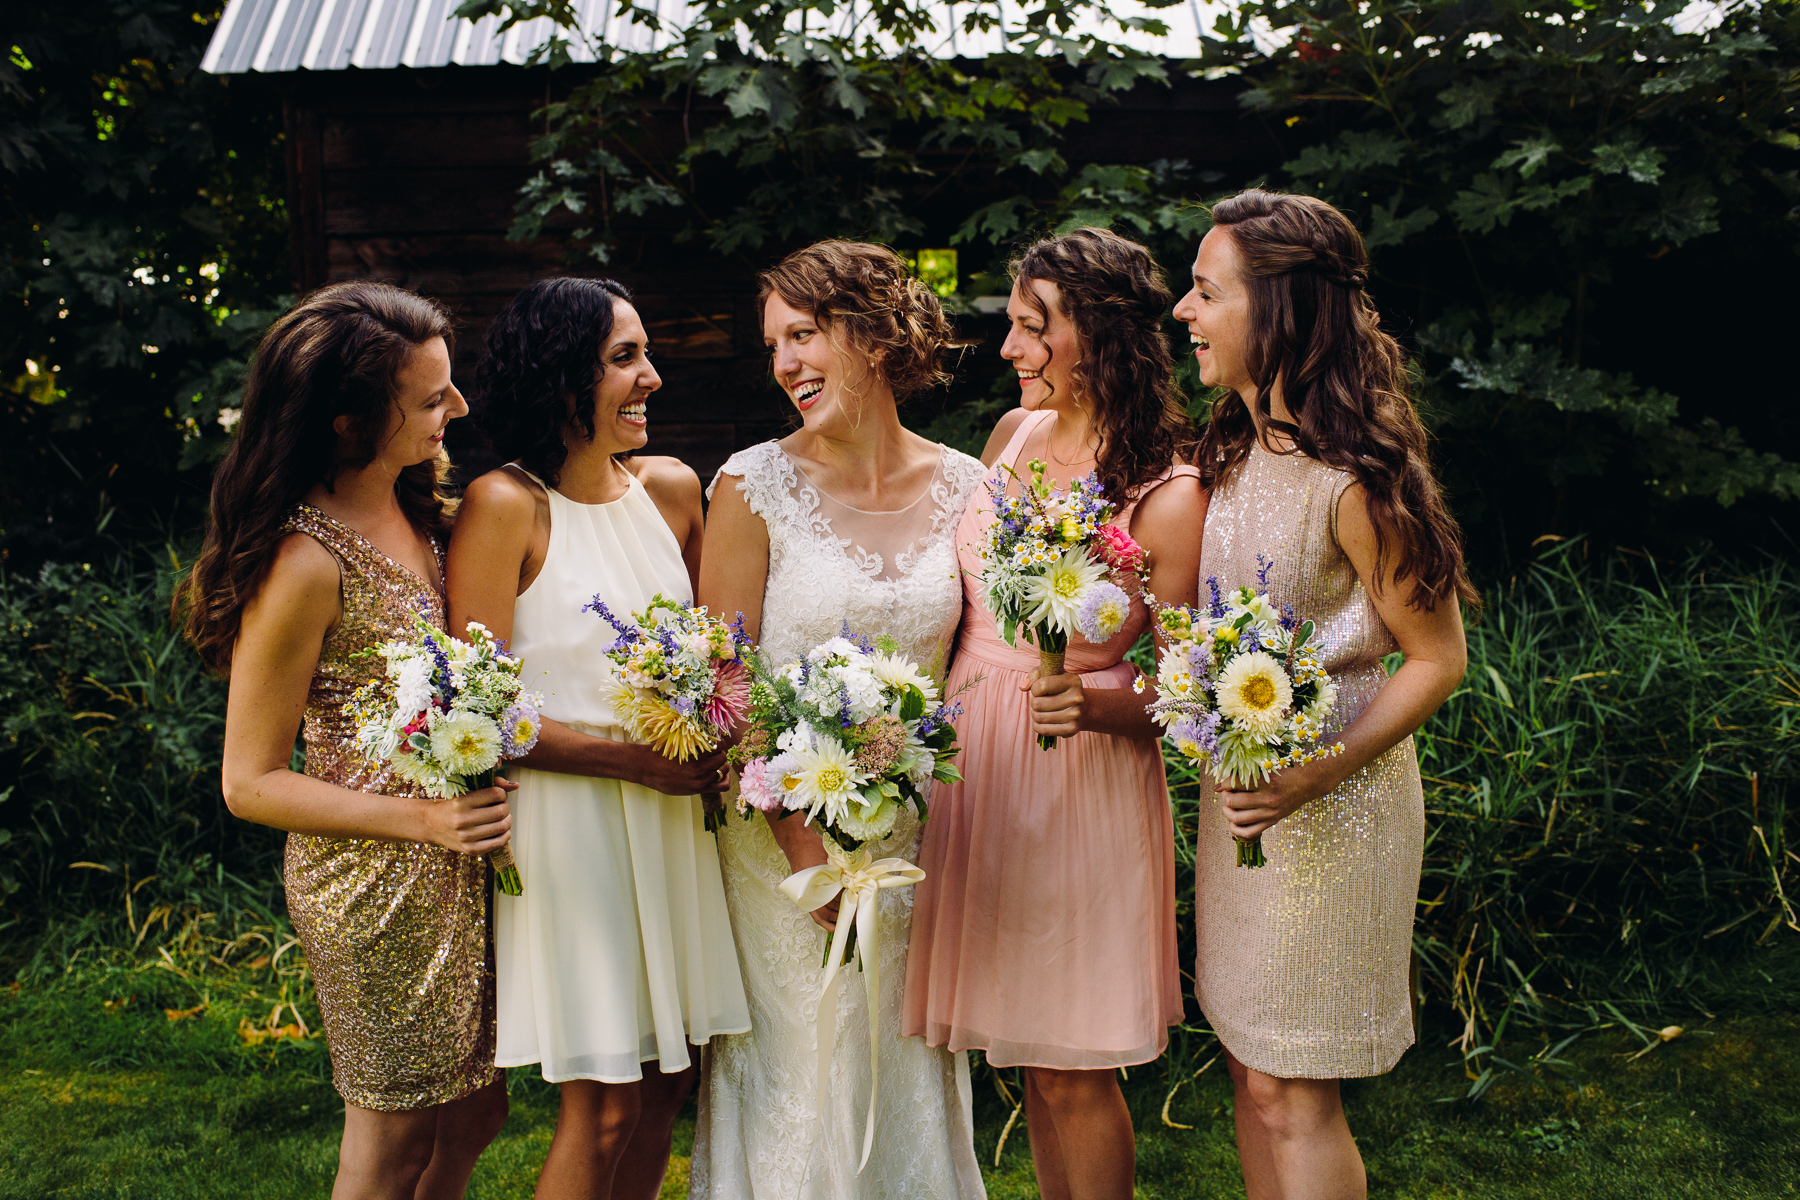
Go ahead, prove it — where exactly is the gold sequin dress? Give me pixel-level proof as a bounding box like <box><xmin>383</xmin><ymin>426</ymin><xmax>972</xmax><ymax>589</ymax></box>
<box><xmin>1192</xmin><ymin>445</ymin><xmax>1423</xmax><ymax>1079</ymax></box>
<box><xmin>281</xmin><ymin>504</ymin><xmax>500</xmax><ymax>1112</ymax></box>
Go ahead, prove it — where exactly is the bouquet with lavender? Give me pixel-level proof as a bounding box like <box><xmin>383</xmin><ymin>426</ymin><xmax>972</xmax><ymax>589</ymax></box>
<box><xmin>1144</xmin><ymin>560</ymin><xmax>1344</xmax><ymax>867</ymax></box>
<box><xmin>346</xmin><ymin>617</ymin><xmax>541</xmax><ymax>894</ymax></box>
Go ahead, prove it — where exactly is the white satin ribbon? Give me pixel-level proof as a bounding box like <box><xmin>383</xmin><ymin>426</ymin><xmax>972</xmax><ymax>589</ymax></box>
<box><xmin>777</xmin><ymin>840</ymin><xmax>926</xmax><ymax>1173</ymax></box>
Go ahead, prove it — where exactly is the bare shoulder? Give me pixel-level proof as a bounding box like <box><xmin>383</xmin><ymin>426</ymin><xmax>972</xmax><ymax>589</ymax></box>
<box><xmin>1130</xmin><ymin>472</ymin><xmax>1206</xmax><ymax>555</ymax></box>
<box><xmin>461</xmin><ymin>465</ymin><xmax>542</xmax><ymax>520</ymax></box>
<box><xmin>255</xmin><ymin>531</ymin><xmax>343</xmax><ymax>624</ymax></box>
<box><xmin>628</xmin><ymin>454</ymin><xmax>703</xmax><ymax>508</ymax></box>
<box><xmin>978</xmin><ymin>406</ymin><xmax>1033</xmax><ymax>467</ymax></box>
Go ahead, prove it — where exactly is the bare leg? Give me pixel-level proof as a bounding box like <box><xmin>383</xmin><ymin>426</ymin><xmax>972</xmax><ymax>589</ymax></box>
<box><xmin>1238</xmin><ymin>1068</ymin><xmax>1366</xmax><ymax>1200</ymax></box>
<box><xmin>334</xmin><ymin>1104</ymin><xmax>440</xmax><ymax>1200</ymax></box>
<box><xmin>1022</xmin><ymin>1070</ymin><xmax>1072</xmax><ymax>1200</ymax></box>
<box><xmin>1225</xmin><ymin>1051</ymin><xmax>1280</xmax><ymax>1200</ymax></box>
<box><xmin>612</xmin><ymin>1063</ymin><xmax>698</xmax><ymax>1200</ymax></box>
<box><xmin>535</xmin><ymin>1079</ymin><xmax>645</xmax><ymax>1200</ymax></box>
<box><xmin>1021</xmin><ymin>1066</ymin><xmax>1135</xmax><ymax>1200</ymax></box>
<box><xmin>415</xmin><ymin>1080</ymin><xmax>510</xmax><ymax>1200</ymax></box>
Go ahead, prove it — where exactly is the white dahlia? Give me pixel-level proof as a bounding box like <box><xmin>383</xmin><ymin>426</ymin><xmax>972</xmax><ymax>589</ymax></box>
<box><xmin>1214</xmin><ymin>651</ymin><xmax>1294</xmax><ymax>741</ymax></box>
<box><xmin>1021</xmin><ymin>545</ymin><xmax>1108</xmax><ymax>635</ymax></box>
<box><xmin>869</xmin><ymin>652</ymin><xmax>939</xmax><ymax>703</ymax></box>
<box><xmin>783</xmin><ymin>736</ymin><xmax>870</xmax><ymax>825</ymax></box>
<box><xmin>430</xmin><ymin>709</ymin><xmax>502</xmax><ymax>776</ymax></box>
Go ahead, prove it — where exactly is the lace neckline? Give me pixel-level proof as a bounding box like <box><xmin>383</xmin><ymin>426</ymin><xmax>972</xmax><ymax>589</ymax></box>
<box><xmin>780</xmin><ymin>445</ymin><xmax>947</xmax><ymax>516</ymax></box>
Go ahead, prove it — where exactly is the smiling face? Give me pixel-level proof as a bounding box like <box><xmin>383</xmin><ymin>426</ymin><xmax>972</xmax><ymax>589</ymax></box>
<box><xmin>763</xmin><ymin>293</ymin><xmax>887</xmax><ymax>433</ymax></box>
<box><xmin>363</xmin><ymin>336</ymin><xmax>467</xmax><ymax>468</ymax></box>
<box><xmin>1000</xmin><ymin>277</ymin><xmax>1083</xmax><ymax>413</ymax></box>
<box><xmin>583</xmin><ymin>299</ymin><xmax>661</xmax><ymax>455</ymax></box>
<box><xmin>1173</xmin><ymin>226</ymin><xmax>1256</xmax><ymax>401</ymax></box>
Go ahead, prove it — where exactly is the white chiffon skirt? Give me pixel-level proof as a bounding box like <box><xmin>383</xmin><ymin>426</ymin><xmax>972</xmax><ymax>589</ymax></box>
<box><xmin>494</xmin><ymin>726</ymin><xmax>750</xmax><ymax>1082</ymax></box>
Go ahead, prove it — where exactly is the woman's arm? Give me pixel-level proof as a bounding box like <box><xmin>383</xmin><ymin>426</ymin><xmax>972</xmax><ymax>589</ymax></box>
<box><xmin>221</xmin><ymin>533</ymin><xmax>514</xmax><ymax>850</ymax></box>
<box><xmin>1028</xmin><ymin>474</ymin><xmax>1209</xmax><ymax>741</ymax></box>
<box><xmin>1220</xmin><ymin>482</ymin><xmax>1469</xmax><ymax>840</ymax></box>
<box><xmin>447</xmin><ymin>467</ymin><xmax>727</xmax><ymax>797</ymax></box>
<box><xmin>698</xmin><ymin>475</ymin><xmax>839</xmax><ymax>926</ymax></box>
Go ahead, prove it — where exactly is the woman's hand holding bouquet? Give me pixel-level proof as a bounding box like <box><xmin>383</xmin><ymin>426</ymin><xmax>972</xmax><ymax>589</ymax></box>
<box><xmin>346</xmin><ymin>617</ymin><xmax>543</xmax><ymax>895</ymax></box>
<box><xmin>1145</xmin><ymin>561</ymin><xmax>1344</xmax><ymax>867</ymax></box>
<box><xmin>974</xmin><ymin>459</ymin><xmax>1150</xmax><ymax>749</ymax></box>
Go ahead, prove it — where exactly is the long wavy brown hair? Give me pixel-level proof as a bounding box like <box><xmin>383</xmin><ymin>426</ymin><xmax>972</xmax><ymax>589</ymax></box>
<box><xmin>758</xmin><ymin>241</ymin><xmax>972</xmax><ymax>400</ymax></box>
<box><xmin>1011</xmin><ymin>227</ymin><xmax>1194</xmax><ymax>502</ymax></box>
<box><xmin>178</xmin><ymin>281</ymin><xmax>457</xmax><ymax>674</ymax></box>
<box><xmin>1196</xmin><ymin>190</ymin><xmax>1478</xmax><ymax>612</ymax></box>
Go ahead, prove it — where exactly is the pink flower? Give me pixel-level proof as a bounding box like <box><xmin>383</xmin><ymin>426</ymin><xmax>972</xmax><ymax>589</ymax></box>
<box><xmin>703</xmin><ymin>658</ymin><xmax>752</xmax><ymax>732</ymax></box>
<box><xmin>1094</xmin><ymin>524</ymin><xmax>1147</xmax><ymax>574</ymax></box>
<box><xmin>736</xmin><ymin>757</ymin><xmax>786</xmax><ymax>813</ymax></box>
<box><xmin>853</xmin><ymin>714</ymin><xmax>909</xmax><ymax>776</ymax></box>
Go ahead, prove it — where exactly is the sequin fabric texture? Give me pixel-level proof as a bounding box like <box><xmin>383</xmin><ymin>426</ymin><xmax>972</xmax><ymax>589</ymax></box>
<box><xmin>280</xmin><ymin>505</ymin><xmax>499</xmax><ymax>1111</ymax></box>
<box><xmin>1191</xmin><ymin>446</ymin><xmax>1424</xmax><ymax>1079</ymax></box>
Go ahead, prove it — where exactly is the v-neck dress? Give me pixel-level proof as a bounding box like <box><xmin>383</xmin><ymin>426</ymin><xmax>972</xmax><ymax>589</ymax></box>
<box><xmin>280</xmin><ymin>503</ymin><xmax>500</xmax><ymax>1112</ymax></box>
<box><xmin>493</xmin><ymin>467</ymin><xmax>749</xmax><ymax>1082</ymax></box>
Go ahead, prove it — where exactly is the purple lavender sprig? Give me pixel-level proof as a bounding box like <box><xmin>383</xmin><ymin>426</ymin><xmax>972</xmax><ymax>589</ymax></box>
<box><xmin>584</xmin><ymin>597</ymin><xmax>642</xmax><ymax>652</ymax></box>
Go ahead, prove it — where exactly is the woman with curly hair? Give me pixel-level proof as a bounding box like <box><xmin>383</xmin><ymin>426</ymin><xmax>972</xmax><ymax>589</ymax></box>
<box><xmin>691</xmin><ymin>241</ymin><xmax>987</xmax><ymax>1199</ymax></box>
<box><xmin>903</xmin><ymin>227</ymin><xmax>1206</xmax><ymax>1200</ymax></box>
<box><xmin>447</xmin><ymin>277</ymin><xmax>749</xmax><ymax>1200</ymax></box>
<box><xmin>187</xmin><ymin>281</ymin><xmax>512</xmax><ymax>1199</ymax></box>
<box><xmin>1179</xmin><ymin>189</ymin><xmax>1473</xmax><ymax>1199</ymax></box>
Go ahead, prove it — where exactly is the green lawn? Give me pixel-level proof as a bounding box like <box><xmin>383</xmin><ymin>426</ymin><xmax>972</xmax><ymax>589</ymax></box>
<box><xmin>1</xmin><ymin>968</ymin><xmax>1795</xmax><ymax>1199</ymax></box>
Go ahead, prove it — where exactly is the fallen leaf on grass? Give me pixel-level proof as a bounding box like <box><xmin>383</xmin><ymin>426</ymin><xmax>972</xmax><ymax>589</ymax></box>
<box><xmin>164</xmin><ymin>1002</ymin><xmax>206</xmax><ymax>1022</ymax></box>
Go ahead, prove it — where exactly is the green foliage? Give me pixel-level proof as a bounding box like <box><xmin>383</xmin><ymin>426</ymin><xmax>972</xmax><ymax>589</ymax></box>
<box><xmin>0</xmin><ymin>552</ymin><xmax>282</xmax><ymax>919</ymax></box>
<box><xmin>1196</xmin><ymin>0</ymin><xmax>1800</xmax><ymax>558</ymax></box>
<box><xmin>1</xmin><ymin>1</ymin><xmax>290</xmax><ymax>565</ymax></box>
<box><xmin>451</xmin><ymin>0</ymin><xmax>1184</xmax><ymax>263</ymax></box>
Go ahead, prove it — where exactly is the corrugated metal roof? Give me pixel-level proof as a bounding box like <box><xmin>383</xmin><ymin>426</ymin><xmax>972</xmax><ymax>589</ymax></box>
<box><xmin>200</xmin><ymin>0</ymin><xmax>1228</xmax><ymax>73</ymax></box>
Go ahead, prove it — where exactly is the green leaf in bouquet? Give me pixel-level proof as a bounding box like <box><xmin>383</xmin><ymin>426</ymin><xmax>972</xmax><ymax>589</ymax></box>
<box><xmin>900</xmin><ymin>685</ymin><xmax>927</xmax><ymax>722</ymax></box>
<box><xmin>1001</xmin><ymin>616</ymin><xmax>1019</xmax><ymax>647</ymax></box>
<box><xmin>932</xmin><ymin>762</ymin><xmax>964</xmax><ymax>784</ymax></box>
<box><xmin>1294</xmin><ymin>620</ymin><xmax>1316</xmax><ymax>649</ymax></box>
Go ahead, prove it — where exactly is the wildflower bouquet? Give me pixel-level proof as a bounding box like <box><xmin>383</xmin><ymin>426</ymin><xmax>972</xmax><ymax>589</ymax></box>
<box><xmin>1145</xmin><ymin>562</ymin><xmax>1344</xmax><ymax>867</ymax></box>
<box><xmin>347</xmin><ymin>617</ymin><xmax>542</xmax><ymax>894</ymax></box>
<box><xmin>974</xmin><ymin>458</ymin><xmax>1149</xmax><ymax>749</ymax></box>
<box><xmin>585</xmin><ymin>594</ymin><xmax>752</xmax><ymax>826</ymax></box>
<box><xmin>727</xmin><ymin>626</ymin><xmax>964</xmax><ymax>1171</ymax></box>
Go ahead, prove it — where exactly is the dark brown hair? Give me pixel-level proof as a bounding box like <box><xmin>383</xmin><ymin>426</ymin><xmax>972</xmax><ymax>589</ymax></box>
<box><xmin>1011</xmin><ymin>227</ymin><xmax>1195</xmax><ymax>503</ymax></box>
<box><xmin>475</xmin><ymin>276</ymin><xmax>635</xmax><ymax>487</ymax></box>
<box><xmin>1196</xmin><ymin>189</ymin><xmax>1477</xmax><ymax>612</ymax></box>
<box><xmin>758</xmin><ymin>241</ymin><xmax>970</xmax><ymax>399</ymax></box>
<box><xmin>178</xmin><ymin>281</ymin><xmax>457</xmax><ymax>673</ymax></box>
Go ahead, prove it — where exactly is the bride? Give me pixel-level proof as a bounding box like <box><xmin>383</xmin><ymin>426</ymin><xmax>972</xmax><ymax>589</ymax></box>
<box><xmin>691</xmin><ymin>241</ymin><xmax>988</xmax><ymax>1199</ymax></box>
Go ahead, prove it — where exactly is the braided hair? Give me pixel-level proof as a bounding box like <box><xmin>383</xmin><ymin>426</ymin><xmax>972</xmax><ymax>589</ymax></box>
<box><xmin>1196</xmin><ymin>188</ymin><xmax>1477</xmax><ymax>611</ymax></box>
<box><xmin>1010</xmin><ymin>227</ymin><xmax>1195</xmax><ymax>503</ymax></box>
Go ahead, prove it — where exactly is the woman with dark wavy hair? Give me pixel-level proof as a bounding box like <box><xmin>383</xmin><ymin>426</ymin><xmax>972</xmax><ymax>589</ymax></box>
<box><xmin>184</xmin><ymin>281</ymin><xmax>513</xmax><ymax>1199</ymax></box>
<box><xmin>447</xmin><ymin>276</ymin><xmax>749</xmax><ymax>1200</ymax></box>
<box><xmin>1179</xmin><ymin>189</ymin><xmax>1473</xmax><ymax>1200</ymax></box>
<box><xmin>903</xmin><ymin>227</ymin><xmax>1205</xmax><ymax>1200</ymax></box>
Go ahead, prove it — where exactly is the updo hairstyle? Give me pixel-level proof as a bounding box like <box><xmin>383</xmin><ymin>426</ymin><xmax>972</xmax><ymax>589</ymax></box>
<box><xmin>1198</xmin><ymin>188</ymin><xmax>1477</xmax><ymax>611</ymax></box>
<box><xmin>757</xmin><ymin>241</ymin><xmax>969</xmax><ymax>399</ymax></box>
<box><xmin>1010</xmin><ymin>226</ymin><xmax>1194</xmax><ymax>504</ymax></box>
<box><xmin>475</xmin><ymin>276</ymin><xmax>635</xmax><ymax>487</ymax></box>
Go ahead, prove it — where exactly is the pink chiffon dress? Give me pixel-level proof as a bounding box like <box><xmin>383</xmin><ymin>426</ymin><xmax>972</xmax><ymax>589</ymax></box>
<box><xmin>902</xmin><ymin>410</ymin><xmax>1192</xmax><ymax>1069</ymax></box>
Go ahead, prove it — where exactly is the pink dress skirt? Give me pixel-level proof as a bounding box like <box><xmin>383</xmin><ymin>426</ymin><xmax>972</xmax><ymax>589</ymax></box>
<box><xmin>901</xmin><ymin>411</ymin><xmax>1187</xmax><ymax>1069</ymax></box>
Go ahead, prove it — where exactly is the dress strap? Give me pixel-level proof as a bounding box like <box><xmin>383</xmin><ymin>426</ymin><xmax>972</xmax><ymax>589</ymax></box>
<box><xmin>995</xmin><ymin>409</ymin><xmax>1055</xmax><ymax>473</ymax></box>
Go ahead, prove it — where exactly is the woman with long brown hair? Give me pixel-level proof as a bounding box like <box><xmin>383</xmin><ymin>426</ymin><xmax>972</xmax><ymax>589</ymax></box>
<box><xmin>903</xmin><ymin>227</ymin><xmax>1205</xmax><ymax>1200</ymax></box>
<box><xmin>1177</xmin><ymin>189</ymin><xmax>1473</xmax><ymax>1199</ymax></box>
<box><xmin>181</xmin><ymin>281</ymin><xmax>512</xmax><ymax>1200</ymax></box>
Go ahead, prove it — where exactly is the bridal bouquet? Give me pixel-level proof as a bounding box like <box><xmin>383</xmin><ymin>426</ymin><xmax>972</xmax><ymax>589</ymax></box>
<box><xmin>346</xmin><ymin>617</ymin><xmax>542</xmax><ymax>895</ymax></box>
<box><xmin>1145</xmin><ymin>563</ymin><xmax>1344</xmax><ymax>867</ymax></box>
<box><xmin>727</xmin><ymin>626</ymin><xmax>964</xmax><ymax>1170</ymax></box>
<box><xmin>974</xmin><ymin>458</ymin><xmax>1149</xmax><ymax>749</ymax></box>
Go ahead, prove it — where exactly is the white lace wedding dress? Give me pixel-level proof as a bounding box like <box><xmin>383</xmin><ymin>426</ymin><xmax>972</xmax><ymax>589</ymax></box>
<box><xmin>692</xmin><ymin>440</ymin><xmax>990</xmax><ymax>1200</ymax></box>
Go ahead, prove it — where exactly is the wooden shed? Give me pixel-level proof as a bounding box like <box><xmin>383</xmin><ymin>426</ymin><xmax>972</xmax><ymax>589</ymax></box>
<box><xmin>206</xmin><ymin>2</ymin><xmax>1275</xmax><ymax>479</ymax></box>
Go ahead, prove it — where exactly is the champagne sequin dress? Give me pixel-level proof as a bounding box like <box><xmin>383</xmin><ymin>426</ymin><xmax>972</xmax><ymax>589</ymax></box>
<box><xmin>1192</xmin><ymin>445</ymin><xmax>1423</xmax><ymax>1079</ymax></box>
<box><xmin>281</xmin><ymin>505</ymin><xmax>500</xmax><ymax>1111</ymax></box>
